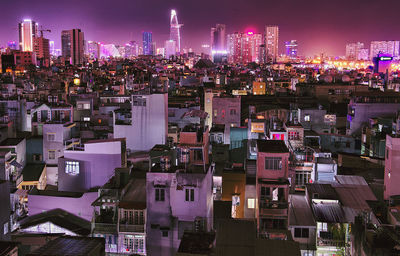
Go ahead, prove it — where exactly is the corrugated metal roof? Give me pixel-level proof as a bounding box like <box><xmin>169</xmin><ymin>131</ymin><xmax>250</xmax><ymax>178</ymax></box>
<box><xmin>335</xmin><ymin>175</ymin><xmax>368</xmax><ymax>186</ymax></box>
<box><xmin>312</xmin><ymin>203</ymin><xmax>347</xmax><ymax>223</ymax></box>
<box><xmin>289</xmin><ymin>195</ymin><xmax>316</xmax><ymax>227</ymax></box>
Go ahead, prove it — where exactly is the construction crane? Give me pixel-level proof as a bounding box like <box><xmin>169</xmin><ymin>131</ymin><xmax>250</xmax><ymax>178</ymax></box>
<box><xmin>39</xmin><ymin>26</ymin><xmax>51</xmax><ymax>37</ymax></box>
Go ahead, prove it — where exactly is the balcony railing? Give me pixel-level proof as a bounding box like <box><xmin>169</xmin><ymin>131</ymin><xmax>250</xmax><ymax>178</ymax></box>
<box><xmin>93</xmin><ymin>223</ymin><xmax>118</xmax><ymax>233</ymax></box>
<box><xmin>317</xmin><ymin>237</ymin><xmax>346</xmax><ymax>248</ymax></box>
<box><xmin>119</xmin><ymin>224</ymin><xmax>145</xmax><ymax>233</ymax></box>
<box><xmin>260</xmin><ymin>201</ymin><xmax>288</xmax><ymax>209</ymax></box>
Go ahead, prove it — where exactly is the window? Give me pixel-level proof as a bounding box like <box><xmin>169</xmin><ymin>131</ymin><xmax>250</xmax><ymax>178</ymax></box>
<box><xmin>261</xmin><ymin>187</ymin><xmax>270</xmax><ymax>198</ymax></box>
<box><xmin>124</xmin><ymin>236</ymin><xmax>133</xmax><ymax>251</ymax></box>
<box><xmin>317</xmin><ymin>222</ymin><xmax>328</xmax><ymax>231</ymax></box>
<box><xmin>65</xmin><ymin>161</ymin><xmax>79</xmax><ymax>175</ymax></box>
<box><xmin>47</xmin><ymin>133</ymin><xmax>55</xmax><ymax>141</ymax></box>
<box><xmin>247</xmin><ymin>198</ymin><xmax>255</xmax><ymax>209</ymax></box>
<box><xmin>185</xmin><ymin>188</ymin><xmax>194</xmax><ymax>201</ymax></box>
<box><xmin>48</xmin><ymin>150</ymin><xmax>56</xmax><ymax>160</ymax></box>
<box><xmin>155</xmin><ymin>188</ymin><xmax>165</xmax><ymax>201</ymax></box>
<box><xmin>214</xmin><ymin>109</ymin><xmax>218</xmax><ymax>118</ymax></box>
<box><xmin>3</xmin><ymin>222</ymin><xmax>8</xmax><ymax>235</ymax></box>
<box><xmin>162</xmin><ymin>230</ymin><xmax>169</xmax><ymax>237</ymax></box>
<box><xmin>193</xmin><ymin>149</ymin><xmax>203</xmax><ymax>161</ymax></box>
<box><xmin>230</xmin><ymin>109</ymin><xmax>237</xmax><ymax>115</ymax></box>
<box><xmin>33</xmin><ymin>154</ymin><xmax>42</xmax><ymax>162</ymax></box>
<box><xmin>304</xmin><ymin>114</ymin><xmax>310</xmax><ymax>122</ymax></box>
<box><xmin>83</xmin><ymin>103</ymin><xmax>90</xmax><ymax>109</ymax></box>
<box><xmin>294</xmin><ymin>228</ymin><xmax>309</xmax><ymax>238</ymax></box>
<box><xmin>288</xmin><ymin>131</ymin><xmax>299</xmax><ymax>140</ymax></box>
<box><xmin>83</xmin><ymin>117</ymin><xmax>90</xmax><ymax>122</ymax></box>
<box><xmin>265</xmin><ymin>157</ymin><xmax>282</xmax><ymax>170</ymax></box>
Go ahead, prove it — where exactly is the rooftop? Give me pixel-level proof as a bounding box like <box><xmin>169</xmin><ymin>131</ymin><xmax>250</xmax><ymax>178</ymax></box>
<box><xmin>257</xmin><ymin>140</ymin><xmax>289</xmax><ymax>153</ymax></box>
<box><xmin>0</xmin><ymin>137</ymin><xmax>24</xmax><ymax>146</ymax></box>
<box><xmin>19</xmin><ymin>208</ymin><xmax>91</xmax><ymax>236</ymax></box>
<box><xmin>21</xmin><ymin>163</ymin><xmax>46</xmax><ymax>181</ymax></box>
<box><xmin>28</xmin><ymin>236</ymin><xmax>104</xmax><ymax>255</ymax></box>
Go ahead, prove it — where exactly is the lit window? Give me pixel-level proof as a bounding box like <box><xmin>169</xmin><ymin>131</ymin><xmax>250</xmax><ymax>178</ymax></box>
<box><xmin>47</xmin><ymin>133</ymin><xmax>55</xmax><ymax>141</ymax></box>
<box><xmin>65</xmin><ymin>161</ymin><xmax>79</xmax><ymax>175</ymax></box>
<box><xmin>83</xmin><ymin>117</ymin><xmax>90</xmax><ymax>122</ymax></box>
<box><xmin>304</xmin><ymin>114</ymin><xmax>310</xmax><ymax>122</ymax></box>
<box><xmin>83</xmin><ymin>103</ymin><xmax>90</xmax><ymax>109</ymax></box>
<box><xmin>247</xmin><ymin>198</ymin><xmax>255</xmax><ymax>209</ymax></box>
<box><xmin>3</xmin><ymin>222</ymin><xmax>8</xmax><ymax>235</ymax></box>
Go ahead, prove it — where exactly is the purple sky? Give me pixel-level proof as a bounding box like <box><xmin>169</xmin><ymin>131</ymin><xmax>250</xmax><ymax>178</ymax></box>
<box><xmin>2</xmin><ymin>0</ymin><xmax>400</xmax><ymax>56</ymax></box>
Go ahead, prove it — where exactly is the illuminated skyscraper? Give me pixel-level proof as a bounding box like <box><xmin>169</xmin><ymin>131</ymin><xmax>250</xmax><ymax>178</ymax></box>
<box><xmin>170</xmin><ymin>9</ymin><xmax>182</xmax><ymax>54</ymax></box>
<box><xmin>61</xmin><ymin>29</ymin><xmax>85</xmax><ymax>65</ymax></box>
<box><xmin>265</xmin><ymin>25</ymin><xmax>279</xmax><ymax>63</ymax></box>
<box><xmin>345</xmin><ymin>42</ymin><xmax>364</xmax><ymax>60</ymax></box>
<box><xmin>227</xmin><ymin>31</ymin><xmax>262</xmax><ymax>64</ymax></box>
<box><xmin>285</xmin><ymin>40</ymin><xmax>298</xmax><ymax>59</ymax></box>
<box><xmin>165</xmin><ymin>40</ymin><xmax>176</xmax><ymax>58</ymax></box>
<box><xmin>49</xmin><ymin>41</ymin><xmax>55</xmax><ymax>56</ymax></box>
<box><xmin>143</xmin><ymin>31</ymin><xmax>153</xmax><ymax>55</ymax></box>
<box><xmin>370</xmin><ymin>41</ymin><xmax>400</xmax><ymax>59</ymax></box>
<box><xmin>18</xmin><ymin>19</ymin><xmax>38</xmax><ymax>52</ymax></box>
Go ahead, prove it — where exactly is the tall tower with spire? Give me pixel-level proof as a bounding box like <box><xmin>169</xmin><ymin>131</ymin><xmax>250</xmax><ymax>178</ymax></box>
<box><xmin>170</xmin><ymin>9</ymin><xmax>182</xmax><ymax>54</ymax></box>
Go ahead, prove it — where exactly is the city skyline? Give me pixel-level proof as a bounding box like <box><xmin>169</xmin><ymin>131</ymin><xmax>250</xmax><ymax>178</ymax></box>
<box><xmin>1</xmin><ymin>0</ymin><xmax>400</xmax><ymax>56</ymax></box>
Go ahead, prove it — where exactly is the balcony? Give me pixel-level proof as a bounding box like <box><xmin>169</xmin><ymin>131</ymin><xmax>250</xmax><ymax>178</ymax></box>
<box><xmin>259</xmin><ymin>201</ymin><xmax>288</xmax><ymax>216</ymax></box>
<box><xmin>317</xmin><ymin>237</ymin><xmax>346</xmax><ymax>248</ymax></box>
<box><xmin>93</xmin><ymin>222</ymin><xmax>118</xmax><ymax>234</ymax></box>
<box><xmin>119</xmin><ymin>223</ymin><xmax>145</xmax><ymax>233</ymax></box>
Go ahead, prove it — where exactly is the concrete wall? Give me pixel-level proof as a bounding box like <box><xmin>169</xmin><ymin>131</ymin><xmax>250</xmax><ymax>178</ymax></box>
<box><xmin>114</xmin><ymin>94</ymin><xmax>168</xmax><ymax>152</ymax></box>
<box><xmin>212</xmin><ymin>97</ymin><xmax>241</xmax><ymax>127</ymax></box>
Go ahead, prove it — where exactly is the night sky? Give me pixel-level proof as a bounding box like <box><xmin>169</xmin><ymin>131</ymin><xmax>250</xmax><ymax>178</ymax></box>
<box><xmin>2</xmin><ymin>0</ymin><xmax>400</xmax><ymax>56</ymax></box>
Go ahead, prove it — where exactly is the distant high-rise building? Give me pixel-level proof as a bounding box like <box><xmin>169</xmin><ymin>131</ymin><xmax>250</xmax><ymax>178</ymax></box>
<box><xmin>143</xmin><ymin>32</ymin><xmax>153</xmax><ymax>55</ymax></box>
<box><xmin>61</xmin><ymin>29</ymin><xmax>84</xmax><ymax>65</ymax></box>
<box><xmin>285</xmin><ymin>40</ymin><xmax>298</xmax><ymax>59</ymax></box>
<box><xmin>49</xmin><ymin>41</ymin><xmax>55</xmax><ymax>56</ymax></box>
<box><xmin>87</xmin><ymin>41</ymin><xmax>100</xmax><ymax>59</ymax></box>
<box><xmin>125</xmin><ymin>41</ymin><xmax>139</xmax><ymax>58</ymax></box>
<box><xmin>370</xmin><ymin>41</ymin><xmax>400</xmax><ymax>59</ymax></box>
<box><xmin>170</xmin><ymin>9</ymin><xmax>182</xmax><ymax>54</ymax></box>
<box><xmin>211</xmin><ymin>24</ymin><xmax>226</xmax><ymax>52</ymax></box>
<box><xmin>227</xmin><ymin>31</ymin><xmax>262</xmax><ymax>64</ymax></box>
<box><xmin>18</xmin><ymin>19</ymin><xmax>38</xmax><ymax>52</ymax></box>
<box><xmin>165</xmin><ymin>40</ymin><xmax>176</xmax><ymax>58</ymax></box>
<box><xmin>358</xmin><ymin>48</ymin><xmax>369</xmax><ymax>60</ymax></box>
<box><xmin>346</xmin><ymin>42</ymin><xmax>364</xmax><ymax>60</ymax></box>
<box><xmin>33</xmin><ymin>36</ymin><xmax>50</xmax><ymax>67</ymax></box>
<box><xmin>265</xmin><ymin>25</ymin><xmax>279</xmax><ymax>63</ymax></box>
<box><xmin>7</xmin><ymin>41</ymin><xmax>17</xmax><ymax>50</ymax></box>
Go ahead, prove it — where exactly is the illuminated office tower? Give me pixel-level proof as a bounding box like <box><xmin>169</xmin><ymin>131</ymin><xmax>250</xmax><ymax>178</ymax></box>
<box><xmin>227</xmin><ymin>31</ymin><xmax>262</xmax><ymax>64</ymax></box>
<box><xmin>285</xmin><ymin>40</ymin><xmax>298</xmax><ymax>59</ymax></box>
<box><xmin>170</xmin><ymin>9</ymin><xmax>182</xmax><ymax>54</ymax></box>
<box><xmin>49</xmin><ymin>41</ymin><xmax>55</xmax><ymax>56</ymax></box>
<box><xmin>165</xmin><ymin>40</ymin><xmax>176</xmax><ymax>58</ymax></box>
<box><xmin>143</xmin><ymin>32</ymin><xmax>153</xmax><ymax>55</ymax></box>
<box><xmin>370</xmin><ymin>41</ymin><xmax>400</xmax><ymax>59</ymax></box>
<box><xmin>345</xmin><ymin>42</ymin><xmax>364</xmax><ymax>60</ymax></box>
<box><xmin>61</xmin><ymin>29</ymin><xmax>84</xmax><ymax>65</ymax></box>
<box><xmin>265</xmin><ymin>25</ymin><xmax>279</xmax><ymax>63</ymax></box>
<box><xmin>18</xmin><ymin>19</ymin><xmax>38</xmax><ymax>52</ymax></box>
